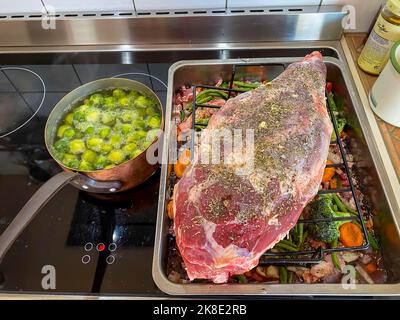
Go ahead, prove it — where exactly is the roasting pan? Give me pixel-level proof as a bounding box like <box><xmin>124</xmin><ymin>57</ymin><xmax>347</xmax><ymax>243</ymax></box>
<box><xmin>152</xmin><ymin>54</ymin><xmax>400</xmax><ymax>296</ymax></box>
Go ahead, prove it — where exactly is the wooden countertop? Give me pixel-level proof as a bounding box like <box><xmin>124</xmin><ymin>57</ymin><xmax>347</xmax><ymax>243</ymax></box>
<box><xmin>345</xmin><ymin>33</ymin><xmax>400</xmax><ymax>180</ymax></box>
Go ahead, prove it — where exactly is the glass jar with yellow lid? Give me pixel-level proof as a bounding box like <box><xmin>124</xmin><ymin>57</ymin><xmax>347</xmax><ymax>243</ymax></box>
<box><xmin>358</xmin><ymin>0</ymin><xmax>400</xmax><ymax>75</ymax></box>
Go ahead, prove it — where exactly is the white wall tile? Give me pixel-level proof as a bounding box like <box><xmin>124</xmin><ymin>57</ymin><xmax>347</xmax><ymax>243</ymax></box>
<box><xmin>42</xmin><ymin>0</ymin><xmax>134</xmax><ymax>13</ymax></box>
<box><xmin>0</xmin><ymin>0</ymin><xmax>45</xmax><ymax>14</ymax></box>
<box><xmin>134</xmin><ymin>0</ymin><xmax>225</xmax><ymax>11</ymax></box>
<box><xmin>322</xmin><ymin>0</ymin><xmax>386</xmax><ymax>32</ymax></box>
<box><xmin>227</xmin><ymin>0</ymin><xmax>320</xmax><ymax>8</ymax></box>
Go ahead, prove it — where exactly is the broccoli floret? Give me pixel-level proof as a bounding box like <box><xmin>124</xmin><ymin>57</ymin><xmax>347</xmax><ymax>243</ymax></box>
<box><xmin>308</xmin><ymin>195</ymin><xmax>350</xmax><ymax>242</ymax></box>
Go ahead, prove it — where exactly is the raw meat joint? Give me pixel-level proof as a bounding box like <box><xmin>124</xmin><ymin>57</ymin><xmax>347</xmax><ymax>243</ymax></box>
<box><xmin>173</xmin><ymin>52</ymin><xmax>333</xmax><ymax>283</ymax></box>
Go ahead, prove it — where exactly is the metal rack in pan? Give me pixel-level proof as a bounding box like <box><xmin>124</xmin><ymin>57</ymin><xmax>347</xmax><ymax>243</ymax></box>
<box><xmin>189</xmin><ymin>63</ymin><xmax>370</xmax><ymax>265</ymax></box>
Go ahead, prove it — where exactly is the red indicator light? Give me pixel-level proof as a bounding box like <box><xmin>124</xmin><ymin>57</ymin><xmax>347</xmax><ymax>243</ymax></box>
<box><xmin>97</xmin><ymin>243</ymin><xmax>105</xmax><ymax>252</ymax></box>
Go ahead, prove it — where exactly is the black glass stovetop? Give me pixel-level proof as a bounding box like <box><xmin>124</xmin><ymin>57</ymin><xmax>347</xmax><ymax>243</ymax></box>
<box><xmin>0</xmin><ymin>57</ymin><xmax>171</xmax><ymax>296</ymax></box>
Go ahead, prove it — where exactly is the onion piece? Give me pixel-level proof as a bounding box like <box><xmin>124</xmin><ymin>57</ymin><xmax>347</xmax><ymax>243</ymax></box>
<box><xmin>355</xmin><ymin>265</ymin><xmax>375</xmax><ymax>284</ymax></box>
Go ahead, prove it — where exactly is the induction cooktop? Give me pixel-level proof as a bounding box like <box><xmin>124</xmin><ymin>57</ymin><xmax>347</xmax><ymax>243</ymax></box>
<box><xmin>0</xmin><ymin>56</ymin><xmax>170</xmax><ymax>296</ymax></box>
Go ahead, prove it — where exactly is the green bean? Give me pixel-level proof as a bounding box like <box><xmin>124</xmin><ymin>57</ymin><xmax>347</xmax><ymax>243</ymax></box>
<box><xmin>331</xmin><ymin>239</ymin><xmax>342</xmax><ymax>271</ymax></box>
<box><xmin>196</xmin><ymin>96</ymin><xmax>213</xmax><ymax>105</ymax></box>
<box><xmin>275</xmin><ymin>242</ymin><xmax>298</xmax><ymax>252</ymax></box>
<box><xmin>332</xmin><ymin>194</ymin><xmax>357</xmax><ymax>215</ymax></box>
<box><xmin>279</xmin><ymin>267</ymin><xmax>288</xmax><ymax>284</ymax></box>
<box><xmin>299</xmin><ymin>231</ymin><xmax>308</xmax><ymax>248</ymax></box>
<box><xmin>288</xmin><ymin>271</ymin><xmax>295</xmax><ymax>284</ymax></box>
<box><xmin>298</xmin><ymin>222</ymin><xmax>304</xmax><ymax>246</ymax></box>
<box><xmin>368</xmin><ymin>232</ymin><xmax>379</xmax><ymax>250</ymax></box>
<box><xmin>196</xmin><ymin>89</ymin><xmax>228</xmax><ymax>101</ymax></box>
<box><xmin>233</xmin><ymin>81</ymin><xmax>260</xmax><ymax>88</ymax></box>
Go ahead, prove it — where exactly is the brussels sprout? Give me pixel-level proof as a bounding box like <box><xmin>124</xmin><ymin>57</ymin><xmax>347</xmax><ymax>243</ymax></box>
<box><xmin>89</xmin><ymin>93</ymin><xmax>104</xmax><ymax>105</ymax></box>
<box><xmin>109</xmin><ymin>134</ymin><xmax>122</xmax><ymax>148</ymax></box>
<box><xmin>122</xmin><ymin>143</ymin><xmax>138</xmax><ymax>153</ymax></box>
<box><xmin>146</xmin><ymin>128</ymin><xmax>160</xmax><ymax>142</ymax></box>
<box><xmin>74</xmin><ymin>121</ymin><xmax>93</xmax><ymax>133</ymax></box>
<box><xmin>132</xmin><ymin>118</ymin><xmax>146</xmax><ymax>129</ymax></box>
<box><xmin>128</xmin><ymin>130</ymin><xmax>147</xmax><ymax>141</ymax></box>
<box><xmin>140</xmin><ymin>140</ymin><xmax>152</xmax><ymax>149</ymax></box>
<box><xmin>113</xmin><ymin>89</ymin><xmax>126</xmax><ymax>99</ymax></box>
<box><xmin>127</xmin><ymin>90</ymin><xmax>140</xmax><ymax>100</ymax></box>
<box><xmin>101</xmin><ymin>111</ymin><xmax>116</xmax><ymax>125</ymax></box>
<box><xmin>130</xmin><ymin>149</ymin><xmax>143</xmax><ymax>159</ymax></box>
<box><xmin>85</xmin><ymin>108</ymin><xmax>101</xmax><ymax>122</ymax></box>
<box><xmin>100</xmin><ymin>143</ymin><xmax>113</xmax><ymax>155</ymax></box>
<box><xmin>62</xmin><ymin>153</ymin><xmax>79</xmax><ymax>169</ymax></box>
<box><xmin>78</xmin><ymin>160</ymin><xmax>93</xmax><ymax>171</ymax></box>
<box><xmin>84</xmin><ymin>126</ymin><xmax>95</xmax><ymax>135</ymax></box>
<box><xmin>147</xmin><ymin>115</ymin><xmax>161</xmax><ymax>129</ymax></box>
<box><xmin>69</xmin><ymin>139</ymin><xmax>86</xmax><ymax>154</ymax></box>
<box><xmin>103</xmin><ymin>96</ymin><xmax>116</xmax><ymax>109</ymax></box>
<box><xmin>57</xmin><ymin>125</ymin><xmax>72</xmax><ymax>138</ymax></box>
<box><xmin>135</xmin><ymin>95</ymin><xmax>154</xmax><ymax>109</ymax></box>
<box><xmin>121</xmin><ymin>124</ymin><xmax>133</xmax><ymax>134</ymax></box>
<box><xmin>104</xmin><ymin>164</ymin><xmax>115</xmax><ymax>169</ymax></box>
<box><xmin>86</xmin><ymin>136</ymin><xmax>104</xmax><ymax>152</ymax></box>
<box><xmin>118</xmin><ymin>97</ymin><xmax>129</xmax><ymax>108</ymax></box>
<box><xmin>65</xmin><ymin>113</ymin><xmax>74</xmax><ymax>125</ymax></box>
<box><xmin>54</xmin><ymin>138</ymin><xmax>69</xmax><ymax>153</ymax></box>
<box><xmin>73</xmin><ymin>110</ymin><xmax>86</xmax><ymax>122</ymax></box>
<box><xmin>120</xmin><ymin>110</ymin><xmax>137</xmax><ymax>123</ymax></box>
<box><xmin>145</xmin><ymin>106</ymin><xmax>158</xmax><ymax>117</ymax></box>
<box><xmin>76</xmin><ymin>104</ymin><xmax>90</xmax><ymax>112</ymax></box>
<box><xmin>93</xmin><ymin>155</ymin><xmax>109</xmax><ymax>170</ymax></box>
<box><xmin>64</xmin><ymin>128</ymin><xmax>76</xmax><ymax>138</ymax></box>
<box><xmin>81</xmin><ymin>149</ymin><xmax>97</xmax><ymax>163</ymax></box>
<box><xmin>83</xmin><ymin>98</ymin><xmax>91</xmax><ymax>106</ymax></box>
<box><xmin>99</xmin><ymin>127</ymin><xmax>111</xmax><ymax>138</ymax></box>
<box><xmin>107</xmin><ymin>150</ymin><xmax>126</xmax><ymax>164</ymax></box>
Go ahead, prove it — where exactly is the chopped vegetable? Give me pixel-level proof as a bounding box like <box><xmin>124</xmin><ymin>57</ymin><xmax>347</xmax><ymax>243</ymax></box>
<box><xmin>365</xmin><ymin>262</ymin><xmax>377</xmax><ymax>273</ymax></box>
<box><xmin>367</xmin><ymin>231</ymin><xmax>380</xmax><ymax>250</ymax></box>
<box><xmin>279</xmin><ymin>267</ymin><xmax>288</xmax><ymax>284</ymax></box>
<box><xmin>330</xmin><ymin>238</ymin><xmax>342</xmax><ymax>271</ymax></box>
<box><xmin>332</xmin><ymin>194</ymin><xmax>357</xmax><ymax>215</ymax></box>
<box><xmin>308</xmin><ymin>195</ymin><xmax>351</xmax><ymax>242</ymax></box>
<box><xmin>339</xmin><ymin>222</ymin><xmax>364</xmax><ymax>247</ymax></box>
<box><xmin>174</xmin><ymin>149</ymin><xmax>191</xmax><ymax>178</ymax></box>
<box><xmin>355</xmin><ymin>264</ymin><xmax>375</xmax><ymax>284</ymax></box>
<box><xmin>235</xmin><ymin>275</ymin><xmax>248</xmax><ymax>284</ymax></box>
<box><xmin>167</xmin><ymin>200</ymin><xmax>174</xmax><ymax>219</ymax></box>
<box><xmin>322</xmin><ymin>160</ymin><xmax>335</xmax><ymax>183</ymax></box>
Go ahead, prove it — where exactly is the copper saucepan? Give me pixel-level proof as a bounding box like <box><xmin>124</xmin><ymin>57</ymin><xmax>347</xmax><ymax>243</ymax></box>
<box><xmin>0</xmin><ymin>78</ymin><xmax>164</xmax><ymax>261</ymax></box>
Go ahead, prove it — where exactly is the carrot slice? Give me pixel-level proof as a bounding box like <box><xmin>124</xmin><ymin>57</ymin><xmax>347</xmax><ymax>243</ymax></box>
<box><xmin>167</xmin><ymin>200</ymin><xmax>174</xmax><ymax>219</ymax></box>
<box><xmin>365</xmin><ymin>262</ymin><xmax>377</xmax><ymax>273</ymax></box>
<box><xmin>322</xmin><ymin>160</ymin><xmax>335</xmax><ymax>183</ymax></box>
<box><xmin>329</xmin><ymin>178</ymin><xmax>338</xmax><ymax>189</ymax></box>
<box><xmin>174</xmin><ymin>149</ymin><xmax>191</xmax><ymax>178</ymax></box>
<box><xmin>339</xmin><ymin>222</ymin><xmax>364</xmax><ymax>247</ymax></box>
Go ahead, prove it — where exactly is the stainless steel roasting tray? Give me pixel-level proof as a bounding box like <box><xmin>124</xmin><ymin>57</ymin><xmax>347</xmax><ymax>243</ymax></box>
<box><xmin>152</xmin><ymin>52</ymin><xmax>400</xmax><ymax>296</ymax></box>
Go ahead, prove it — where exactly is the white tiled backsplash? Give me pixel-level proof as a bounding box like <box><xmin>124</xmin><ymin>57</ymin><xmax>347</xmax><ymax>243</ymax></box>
<box><xmin>0</xmin><ymin>0</ymin><xmax>44</xmax><ymax>14</ymax></box>
<box><xmin>42</xmin><ymin>0</ymin><xmax>134</xmax><ymax>13</ymax></box>
<box><xmin>134</xmin><ymin>0</ymin><xmax>225</xmax><ymax>11</ymax></box>
<box><xmin>0</xmin><ymin>0</ymin><xmax>387</xmax><ymax>32</ymax></box>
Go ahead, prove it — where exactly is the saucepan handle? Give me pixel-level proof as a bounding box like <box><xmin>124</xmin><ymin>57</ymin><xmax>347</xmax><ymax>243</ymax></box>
<box><xmin>0</xmin><ymin>171</ymin><xmax>79</xmax><ymax>263</ymax></box>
